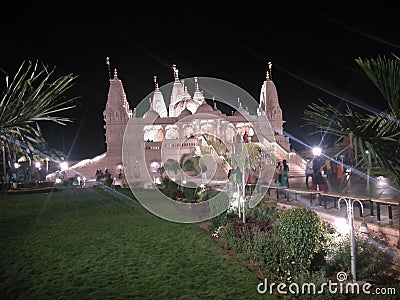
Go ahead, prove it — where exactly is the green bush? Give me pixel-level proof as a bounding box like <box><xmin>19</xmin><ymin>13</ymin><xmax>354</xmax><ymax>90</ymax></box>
<box><xmin>183</xmin><ymin>181</ymin><xmax>198</xmax><ymax>200</ymax></box>
<box><xmin>258</xmin><ymin>228</ymin><xmax>293</xmax><ymax>281</ymax></box>
<box><xmin>208</xmin><ymin>211</ymin><xmax>227</xmax><ymax>233</ymax></box>
<box><xmin>246</xmin><ymin>202</ymin><xmax>279</xmax><ymax>224</ymax></box>
<box><xmin>208</xmin><ymin>190</ymin><xmax>229</xmax><ymax>214</ymax></box>
<box><xmin>98</xmin><ymin>173</ymin><xmax>113</xmax><ymax>187</ymax></box>
<box><xmin>326</xmin><ymin>232</ymin><xmax>397</xmax><ymax>283</ymax></box>
<box><xmin>277</xmin><ymin>207</ymin><xmax>329</xmax><ymax>282</ymax></box>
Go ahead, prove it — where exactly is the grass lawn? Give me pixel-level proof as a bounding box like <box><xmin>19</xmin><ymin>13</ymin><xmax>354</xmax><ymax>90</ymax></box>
<box><xmin>0</xmin><ymin>187</ymin><xmax>276</xmax><ymax>299</ymax></box>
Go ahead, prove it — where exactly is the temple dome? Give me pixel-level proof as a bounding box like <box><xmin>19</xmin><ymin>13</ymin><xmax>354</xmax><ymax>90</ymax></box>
<box><xmin>177</xmin><ymin>107</ymin><xmax>192</xmax><ymax>120</ymax></box>
<box><xmin>143</xmin><ymin>108</ymin><xmax>159</xmax><ymax>119</ymax></box>
<box><xmin>195</xmin><ymin>100</ymin><xmax>214</xmax><ymax>113</ymax></box>
<box><xmin>234</xmin><ymin>107</ymin><xmax>250</xmax><ymax>117</ymax></box>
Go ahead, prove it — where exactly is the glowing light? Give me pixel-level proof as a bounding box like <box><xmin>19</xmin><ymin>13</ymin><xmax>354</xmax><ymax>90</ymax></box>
<box><xmin>312</xmin><ymin>147</ymin><xmax>321</xmax><ymax>156</ymax></box>
<box><xmin>333</xmin><ymin>217</ymin><xmax>350</xmax><ymax>235</ymax></box>
<box><xmin>34</xmin><ymin>161</ymin><xmax>41</xmax><ymax>169</ymax></box>
<box><xmin>377</xmin><ymin>176</ymin><xmax>387</xmax><ymax>186</ymax></box>
<box><xmin>14</xmin><ymin>162</ymin><xmax>20</xmax><ymax>169</ymax></box>
<box><xmin>60</xmin><ymin>162</ymin><xmax>69</xmax><ymax>171</ymax></box>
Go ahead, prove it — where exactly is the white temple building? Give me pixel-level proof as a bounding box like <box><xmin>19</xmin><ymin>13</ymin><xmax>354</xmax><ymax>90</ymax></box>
<box><xmin>55</xmin><ymin>61</ymin><xmax>306</xmax><ymax>185</ymax></box>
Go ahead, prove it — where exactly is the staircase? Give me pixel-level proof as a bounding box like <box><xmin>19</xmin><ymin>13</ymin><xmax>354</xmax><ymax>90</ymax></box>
<box><xmin>288</xmin><ymin>163</ymin><xmax>305</xmax><ymax>178</ymax></box>
<box><xmin>275</xmin><ymin>149</ymin><xmax>306</xmax><ymax>179</ymax></box>
<box><xmin>46</xmin><ymin>153</ymin><xmax>108</xmax><ymax>182</ymax></box>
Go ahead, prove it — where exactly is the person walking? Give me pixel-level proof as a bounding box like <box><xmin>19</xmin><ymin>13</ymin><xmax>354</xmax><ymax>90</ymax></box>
<box><xmin>324</xmin><ymin>158</ymin><xmax>333</xmax><ymax>179</ymax></box>
<box><xmin>312</xmin><ymin>157</ymin><xmax>326</xmax><ymax>191</ymax></box>
<box><xmin>274</xmin><ymin>161</ymin><xmax>282</xmax><ymax>184</ymax></box>
<box><xmin>280</xmin><ymin>159</ymin><xmax>289</xmax><ymax>187</ymax></box>
<box><xmin>305</xmin><ymin>159</ymin><xmax>314</xmax><ymax>189</ymax></box>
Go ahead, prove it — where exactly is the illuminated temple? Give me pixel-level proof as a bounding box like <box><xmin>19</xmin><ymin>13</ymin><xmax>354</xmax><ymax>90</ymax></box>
<box><xmin>59</xmin><ymin>62</ymin><xmax>303</xmax><ymax>185</ymax></box>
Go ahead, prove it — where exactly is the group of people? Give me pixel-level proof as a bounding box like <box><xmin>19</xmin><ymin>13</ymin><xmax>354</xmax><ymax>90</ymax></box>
<box><xmin>228</xmin><ymin>165</ymin><xmax>261</xmax><ymax>195</ymax></box>
<box><xmin>305</xmin><ymin>157</ymin><xmax>344</xmax><ymax>191</ymax></box>
<box><xmin>274</xmin><ymin>159</ymin><xmax>290</xmax><ymax>187</ymax></box>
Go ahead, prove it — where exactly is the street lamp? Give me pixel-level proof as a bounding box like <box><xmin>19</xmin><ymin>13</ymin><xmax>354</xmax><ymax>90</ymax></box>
<box><xmin>117</xmin><ymin>164</ymin><xmax>123</xmax><ymax>179</ymax></box>
<box><xmin>312</xmin><ymin>147</ymin><xmax>321</xmax><ymax>156</ymax></box>
<box><xmin>337</xmin><ymin>197</ymin><xmax>366</xmax><ymax>281</ymax></box>
<box><xmin>45</xmin><ymin>158</ymin><xmax>49</xmax><ymax>174</ymax></box>
<box><xmin>60</xmin><ymin>161</ymin><xmax>68</xmax><ymax>171</ymax></box>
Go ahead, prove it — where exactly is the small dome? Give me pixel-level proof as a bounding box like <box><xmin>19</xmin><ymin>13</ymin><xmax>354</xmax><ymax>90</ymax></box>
<box><xmin>143</xmin><ymin>109</ymin><xmax>159</xmax><ymax>119</ymax></box>
<box><xmin>178</xmin><ymin>107</ymin><xmax>192</xmax><ymax>120</ymax></box>
<box><xmin>195</xmin><ymin>100</ymin><xmax>214</xmax><ymax>113</ymax></box>
<box><xmin>213</xmin><ymin>107</ymin><xmax>222</xmax><ymax>115</ymax></box>
<box><xmin>234</xmin><ymin>107</ymin><xmax>249</xmax><ymax>116</ymax></box>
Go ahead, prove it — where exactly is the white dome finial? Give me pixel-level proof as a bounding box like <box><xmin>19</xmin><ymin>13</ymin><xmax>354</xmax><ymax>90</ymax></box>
<box><xmin>153</xmin><ymin>75</ymin><xmax>159</xmax><ymax>90</ymax></box>
<box><xmin>172</xmin><ymin>64</ymin><xmax>179</xmax><ymax>81</ymax></box>
<box><xmin>267</xmin><ymin>61</ymin><xmax>272</xmax><ymax>80</ymax></box>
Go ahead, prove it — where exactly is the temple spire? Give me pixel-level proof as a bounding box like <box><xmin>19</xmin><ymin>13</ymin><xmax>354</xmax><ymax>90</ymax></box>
<box><xmin>106</xmin><ymin>57</ymin><xmax>111</xmax><ymax>79</ymax></box>
<box><xmin>172</xmin><ymin>64</ymin><xmax>179</xmax><ymax>81</ymax></box>
<box><xmin>153</xmin><ymin>75</ymin><xmax>159</xmax><ymax>90</ymax></box>
<box><xmin>267</xmin><ymin>61</ymin><xmax>272</xmax><ymax>80</ymax></box>
<box><xmin>194</xmin><ymin>77</ymin><xmax>200</xmax><ymax>91</ymax></box>
<box><xmin>114</xmin><ymin>68</ymin><xmax>118</xmax><ymax>79</ymax></box>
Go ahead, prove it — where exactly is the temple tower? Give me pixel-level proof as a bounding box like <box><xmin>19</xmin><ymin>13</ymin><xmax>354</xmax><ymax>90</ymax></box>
<box><xmin>103</xmin><ymin>68</ymin><xmax>132</xmax><ymax>174</ymax></box>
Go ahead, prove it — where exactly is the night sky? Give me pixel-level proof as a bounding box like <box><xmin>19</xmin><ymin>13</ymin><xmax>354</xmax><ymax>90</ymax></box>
<box><xmin>1</xmin><ymin>2</ymin><xmax>399</xmax><ymax>161</ymax></box>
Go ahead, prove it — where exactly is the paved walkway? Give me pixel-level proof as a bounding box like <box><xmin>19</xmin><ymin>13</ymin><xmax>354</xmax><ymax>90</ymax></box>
<box><xmin>206</xmin><ymin>172</ymin><xmax>400</xmax><ymax>231</ymax></box>
<box><xmin>272</xmin><ymin>174</ymin><xmax>400</xmax><ymax>231</ymax></box>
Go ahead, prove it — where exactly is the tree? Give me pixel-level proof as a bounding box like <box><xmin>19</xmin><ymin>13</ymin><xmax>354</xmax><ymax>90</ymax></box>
<box><xmin>1</xmin><ymin>61</ymin><xmax>78</xmax><ymax>189</ymax></box>
<box><xmin>303</xmin><ymin>55</ymin><xmax>400</xmax><ymax>188</ymax></box>
<box><xmin>163</xmin><ymin>158</ymin><xmax>180</xmax><ymax>176</ymax></box>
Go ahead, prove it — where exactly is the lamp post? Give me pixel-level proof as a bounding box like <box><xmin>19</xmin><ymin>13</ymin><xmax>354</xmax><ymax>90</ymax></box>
<box><xmin>2</xmin><ymin>144</ymin><xmax>6</xmax><ymax>191</ymax></box>
<box><xmin>337</xmin><ymin>197</ymin><xmax>365</xmax><ymax>281</ymax></box>
<box><xmin>45</xmin><ymin>158</ymin><xmax>49</xmax><ymax>175</ymax></box>
<box><xmin>365</xmin><ymin>150</ymin><xmax>371</xmax><ymax>194</ymax></box>
<box><xmin>117</xmin><ymin>164</ymin><xmax>123</xmax><ymax>179</ymax></box>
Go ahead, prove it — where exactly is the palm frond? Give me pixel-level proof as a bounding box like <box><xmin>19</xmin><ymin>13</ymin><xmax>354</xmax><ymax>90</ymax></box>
<box><xmin>355</xmin><ymin>55</ymin><xmax>400</xmax><ymax>116</ymax></box>
<box><xmin>0</xmin><ymin>60</ymin><xmax>78</xmax><ymax>163</ymax></box>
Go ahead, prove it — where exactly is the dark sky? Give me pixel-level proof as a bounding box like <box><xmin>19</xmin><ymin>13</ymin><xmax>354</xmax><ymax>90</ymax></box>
<box><xmin>1</xmin><ymin>2</ymin><xmax>399</xmax><ymax>160</ymax></box>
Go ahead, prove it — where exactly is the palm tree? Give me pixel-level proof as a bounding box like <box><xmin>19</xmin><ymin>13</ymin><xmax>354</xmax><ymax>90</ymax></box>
<box><xmin>1</xmin><ymin>60</ymin><xmax>78</xmax><ymax>190</ymax></box>
<box><xmin>304</xmin><ymin>55</ymin><xmax>400</xmax><ymax>249</ymax></box>
<box><xmin>303</xmin><ymin>55</ymin><xmax>400</xmax><ymax>189</ymax></box>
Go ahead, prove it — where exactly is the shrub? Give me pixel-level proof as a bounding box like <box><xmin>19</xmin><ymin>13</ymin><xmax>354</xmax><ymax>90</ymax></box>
<box><xmin>326</xmin><ymin>232</ymin><xmax>397</xmax><ymax>283</ymax></box>
<box><xmin>183</xmin><ymin>181</ymin><xmax>198</xmax><ymax>200</ymax></box>
<box><xmin>208</xmin><ymin>211</ymin><xmax>227</xmax><ymax>233</ymax></box>
<box><xmin>277</xmin><ymin>207</ymin><xmax>329</xmax><ymax>282</ymax></box>
<box><xmin>208</xmin><ymin>191</ymin><xmax>230</xmax><ymax>218</ymax></box>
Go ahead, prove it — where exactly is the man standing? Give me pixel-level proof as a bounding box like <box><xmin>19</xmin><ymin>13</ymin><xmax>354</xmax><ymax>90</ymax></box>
<box><xmin>305</xmin><ymin>159</ymin><xmax>314</xmax><ymax>189</ymax></box>
<box><xmin>274</xmin><ymin>161</ymin><xmax>282</xmax><ymax>184</ymax></box>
